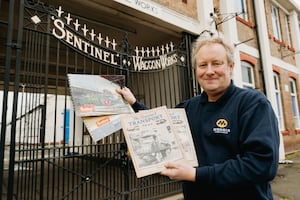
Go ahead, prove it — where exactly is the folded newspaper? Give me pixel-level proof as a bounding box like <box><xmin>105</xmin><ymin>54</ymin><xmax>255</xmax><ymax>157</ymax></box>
<box><xmin>82</xmin><ymin>115</ymin><xmax>122</xmax><ymax>142</ymax></box>
<box><xmin>168</xmin><ymin>108</ymin><xmax>198</xmax><ymax>167</ymax></box>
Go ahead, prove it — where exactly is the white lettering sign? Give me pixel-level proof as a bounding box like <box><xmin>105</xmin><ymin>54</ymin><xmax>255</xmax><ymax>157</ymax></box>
<box><xmin>132</xmin><ymin>54</ymin><xmax>177</xmax><ymax>71</ymax></box>
<box><xmin>122</xmin><ymin>0</ymin><xmax>159</xmax><ymax>14</ymax></box>
<box><xmin>51</xmin><ymin>6</ymin><xmax>178</xmax><ymax>72</ymax></box>
<box><xmin>52</xmin><ymin>16</ymin><xmax>119</xmax><ymax>65</ymax></box>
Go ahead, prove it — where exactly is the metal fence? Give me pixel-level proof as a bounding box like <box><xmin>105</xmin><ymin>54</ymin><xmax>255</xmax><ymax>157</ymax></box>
<box><xmin>0</xmin><ymin>0</ymin><xmax>195</xmax><ymax>199</ymax></box>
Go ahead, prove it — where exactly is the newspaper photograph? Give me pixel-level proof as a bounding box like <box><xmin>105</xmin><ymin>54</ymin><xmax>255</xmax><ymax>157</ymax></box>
<box><xmin>168</xmin><ymin>108</ymin><xmax>198</xmax><ymax>167</ymax></box>
<box><xmin>120</xmin><ymin>106</ymin><xmax>184</xmax><ymax>178</ymax></box>
<box><xmin>68</xmin><ymin>74</ymin><xmax>133</xmax><ymax>117</ymax></box>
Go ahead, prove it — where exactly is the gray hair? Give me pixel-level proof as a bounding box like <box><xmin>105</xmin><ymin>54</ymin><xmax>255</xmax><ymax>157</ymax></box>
<box><xmin>191</xmin><ymin>37</ymin><xmax>235</xmax><ymax>68</ymax></box>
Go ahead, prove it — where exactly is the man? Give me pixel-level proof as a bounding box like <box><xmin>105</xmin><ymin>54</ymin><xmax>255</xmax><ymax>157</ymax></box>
<box><xmin>117</xmin><ymin>37</ymin><xmax>279</xmax><ymax>199</ymax></box>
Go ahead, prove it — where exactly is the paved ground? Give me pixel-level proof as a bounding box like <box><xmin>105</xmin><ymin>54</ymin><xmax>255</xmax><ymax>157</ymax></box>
<box><xmin>161</xmin><ymin>151</ymin><xmax>300</xmax><ymax>200</ymax></box>
<box><xmin>272</xmin><ymin>151</ymin><xmax>300</xmax><ymax>200</ymax></box>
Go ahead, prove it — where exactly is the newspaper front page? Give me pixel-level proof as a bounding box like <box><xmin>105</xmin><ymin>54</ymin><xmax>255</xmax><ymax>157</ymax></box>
<box><xmin>121</xmin><ymin>106</ymin><xmax>184</xmax><ymax>178</ymax></box>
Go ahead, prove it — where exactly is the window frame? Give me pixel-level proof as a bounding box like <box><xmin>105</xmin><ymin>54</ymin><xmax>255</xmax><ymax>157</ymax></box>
<box><xmin>271</xmin><ymin>4</ymin><xmax>282</xmax><ymax>41</ymax></box>
<box><xmin>241</xmin><ymin>61</ymin><xmax>255</xmax><ymax>89</ymax></box>
<box><xmin>235</xmin><ymin>0</ymin><xmax>248</xmax><ymax>21</ymax></box>
<box><xmin>274</xmin><ymin>72</ymin><xmax>285</xmax><ymax>130</ymax></box>
<box><xmin>284</xmin><ymin>14</ymin><xmax>291</xmax><ymax>46</ymax></box>
<box><xmin>289</xmin><ymin>78</ymin><xmax>300</xmax><ymax>129</ymax></box>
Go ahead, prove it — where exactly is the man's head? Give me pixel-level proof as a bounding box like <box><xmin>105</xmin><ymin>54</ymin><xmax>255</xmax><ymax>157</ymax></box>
<box><xmin>192</xmin><ymin>37</ymin><xmax>235</xmax><ymax>102</ymax></box>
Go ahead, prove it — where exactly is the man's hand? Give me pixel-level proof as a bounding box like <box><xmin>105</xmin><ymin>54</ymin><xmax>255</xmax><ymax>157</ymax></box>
<box><xmin>160</xmin><ymin>161</ymin><xmax>196</xmax><ymax>182</ymax></box>
<box><xmin>116</xmin><ymin>87</ymin><xmax>137</xmax><ymax>105</ymax></box>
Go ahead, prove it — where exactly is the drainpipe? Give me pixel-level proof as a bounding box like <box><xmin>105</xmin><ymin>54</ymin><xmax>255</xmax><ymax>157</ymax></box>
<box><xmin>253</xmin><ymin>1</ymin><xmax>267</xmax><ymax>94</ymax></box>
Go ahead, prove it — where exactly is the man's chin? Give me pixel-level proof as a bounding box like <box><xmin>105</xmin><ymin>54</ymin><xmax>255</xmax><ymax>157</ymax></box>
<box><xmin>202</xmin><ymin>84</ymin><xmax>218</xmax><ymax>91</ymax></box>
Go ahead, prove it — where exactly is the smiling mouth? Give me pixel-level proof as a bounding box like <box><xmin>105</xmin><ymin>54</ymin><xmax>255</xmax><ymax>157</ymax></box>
<box><xmin>205</xmin><ymin>78</ymin><xmax>217</xmax><ymax>81</ymax></box>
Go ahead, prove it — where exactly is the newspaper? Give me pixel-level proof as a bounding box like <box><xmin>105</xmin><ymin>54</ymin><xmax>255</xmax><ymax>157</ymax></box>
<box><xmin>120</xmin><ymin>106</ymin><xmax>185</xmax><ymax>178</ymax></box>
<box><xmin>68</xmin><ymin>74</ymin><xmax>133</xmax><ymax>142</ymax></box>
<box><xmin>83</xmin><ymin>115</ymin><xmax>122</xmax><ymax>142</ymax></box>
<box><xmin>68</xmin><ymin>74</ymin><xmax>133</xmax><ymax>117</ymax></box>
<box><xmin>168</xmin><ymin>108</ymin><xmax>198</xmax><ymax>167</ymax></box>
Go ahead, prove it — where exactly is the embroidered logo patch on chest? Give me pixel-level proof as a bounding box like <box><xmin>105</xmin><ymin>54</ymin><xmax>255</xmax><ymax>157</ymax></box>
<box><xmin>213</xmin><ymin>118</ymin><xmax>231</xmax><ymax>134</ymax></box>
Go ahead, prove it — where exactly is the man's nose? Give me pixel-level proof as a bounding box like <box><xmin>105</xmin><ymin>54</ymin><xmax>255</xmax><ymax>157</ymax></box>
<box><xmin>206</xmin><ymin>64</ymin><xmax>215</xmax><ymax>72</ymax></box>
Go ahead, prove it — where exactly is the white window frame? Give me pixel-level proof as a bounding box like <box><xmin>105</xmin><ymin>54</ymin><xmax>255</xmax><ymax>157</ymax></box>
<box><xmin>274</xmin><ymin>72</ymin><xmax>285</xmax><ymax>130</ymax></box>
<box><xmin>271</xmin><ymin>4</ymin><xmax>282</xmax><ymax>41</ymax></box>
<box><xmin>289</xmin><ymin>78</ymin><xmax>300</xmax><ymax>129</ymax></box>
<box><xmin>241</xmin><ymin>61</ymin><xmax>255</xmax><ymax>89</ymax></box>
<box><xmin>235</xmin><ymin>0</ymin><xmax>248</xmax><ymax>21</ymax></box>
<box><xmin>284</xmin><ymin>14</ymin><xmax>291</xmax><ymax>46</ymax></box>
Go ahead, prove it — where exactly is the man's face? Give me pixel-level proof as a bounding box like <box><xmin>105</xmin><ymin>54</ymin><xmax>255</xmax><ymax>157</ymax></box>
<box><xmin>195</xmin><ymin>43</ymin><xmax>234</xmax><ymax>101</ymax></box>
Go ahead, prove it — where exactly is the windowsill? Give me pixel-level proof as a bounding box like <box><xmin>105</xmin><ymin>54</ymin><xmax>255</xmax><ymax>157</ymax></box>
<box><xmin>281</xmin><ymin>130</ymin><xmax>290</xmax><ymax>136</ymax></box>
<box><xmin>236</xmin><ymin>16</ymin><xmax>254</xmax><ymax>28</ymax></box>
<box><xmin>287</xmin><ymin>45</ymin><xmax>295</xmax><ymax>52</ymax></box>
<box><xmin>273</xmin><ymin>37</ymin><xmax>286</xmax><ymax>47</ymax></box>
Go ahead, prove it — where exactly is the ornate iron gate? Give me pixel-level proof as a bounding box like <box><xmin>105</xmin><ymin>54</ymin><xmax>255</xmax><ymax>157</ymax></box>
<box><xmin>0</xmin><ymin>0</ymin><xmax>195</xmax><ymax>199</ymax></box>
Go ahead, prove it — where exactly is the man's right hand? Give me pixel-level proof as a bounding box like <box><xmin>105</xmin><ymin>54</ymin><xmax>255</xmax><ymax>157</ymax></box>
<box><xmin>116</xmin><ymin>87</ymin><xmax>137</xmax><ymax>105</ymax></box>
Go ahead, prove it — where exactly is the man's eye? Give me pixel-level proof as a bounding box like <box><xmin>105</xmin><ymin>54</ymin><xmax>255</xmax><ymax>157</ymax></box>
<box><xmin>198</xmin><ymin>64</ymin><xmax>207</xmax><ymax>68</ymax></box>
<box><xmin>213</xmin><ymin>61</ymin><xmax>223</xmax><ymax>66</ymax></box>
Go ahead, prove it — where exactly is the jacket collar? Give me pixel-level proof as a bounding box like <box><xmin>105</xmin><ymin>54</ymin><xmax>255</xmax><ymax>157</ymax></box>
<box><xmin>200</xmin><ymin>80</ymin><xmax>236</xmax><ymax>105</ymax></box>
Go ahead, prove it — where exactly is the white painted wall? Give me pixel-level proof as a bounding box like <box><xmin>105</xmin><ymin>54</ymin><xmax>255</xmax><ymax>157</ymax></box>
<box><xmin>0</xmin><ymin>91</ymin><xmax>84</xmax><ymax>146</ymax></box>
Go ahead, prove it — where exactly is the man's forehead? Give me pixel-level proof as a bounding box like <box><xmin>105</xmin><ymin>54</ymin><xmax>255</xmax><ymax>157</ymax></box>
<box><xmin>197</xmin><ymin>45</ymin><xmax>227</xmax><ymax>59</ymax></box>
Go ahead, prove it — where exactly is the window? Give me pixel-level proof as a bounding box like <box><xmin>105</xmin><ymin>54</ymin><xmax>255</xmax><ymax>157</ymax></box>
<box><xmin>290</xmin><ymin>78</ymin><xmax>300</xmax><ymax>129</ymax></box>
<box><xmin>274</xmin><ymin>72</ymin><xmax>284</xmax><ymax>130</ymax></box>
<box><xmin>235</xmin><ymin>0</ymin><xmax>248</xmax><ymax>21</ymax></box>
<box><xmin>271</xmin><ymin>4</ymin><xmax>282</xmax><ymax>40</ymax></box>
<box><xmin>271</xmin><ymin>5</ymin><xmax>282</xmax><ymax>40</ymax></box>
<box><xmin>241</xmin><ymin>61</ymin><xmax>255</xmax><ymax>89</ymax></box>
<box><xmin>284</xmin><ymin>14</ymin><xmax>291</xmax><ymax>46</ymax></box>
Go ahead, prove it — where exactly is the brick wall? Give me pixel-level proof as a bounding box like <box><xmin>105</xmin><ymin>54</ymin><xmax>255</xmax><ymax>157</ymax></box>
<box><xmin>265</xmin><ymin>0</ymin><xmax>296</xmax><ymax>65</ymax></box>
<box><xmin>265</xmin><ymin>0</ymin><xmax>300</xmax><ymax>152</ymax></box>
<box><xmin>277</xmin><ymin>68</ymin><xmax>300</xmax><ymax>152</ymax></box>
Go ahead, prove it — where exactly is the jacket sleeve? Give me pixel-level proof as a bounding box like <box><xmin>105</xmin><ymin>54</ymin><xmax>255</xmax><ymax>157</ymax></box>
<box><xmin>195</xmin><ymin>97</ymin><xmax>280</xmax><ymax>188</ymax></box>
<box><xmin>131</xmin><ymin>101</ymin><xmax>149</xmax><ymax>112</ymax></box>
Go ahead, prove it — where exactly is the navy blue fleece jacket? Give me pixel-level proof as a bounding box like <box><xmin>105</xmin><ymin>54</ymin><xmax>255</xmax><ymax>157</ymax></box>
<box><xmin>131</xmin><ymin>82</ymin><xmax>279</xmax><ymax>200</ymax></box>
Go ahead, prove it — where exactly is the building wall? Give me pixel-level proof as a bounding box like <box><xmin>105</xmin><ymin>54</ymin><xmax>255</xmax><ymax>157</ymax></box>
<box><xmin>264</xmin><ymin>0</ymin><xmax>300</xmax><ymax>152</ymax></box>
<box><xmin>236</xmin><ymin>0</ymin><xmax>257</xmax><ymax>49</ymax></box>
<box><xmin>151</xmin><ymin>0</ymin><xmax>198</xmax><ymax>19</ymax></box>
<box><xmin>264</xmin><ymin>0</ymin><xmax>297</xmax><ymax>65</ymax></box>
<box><xmin>276</xmin><ymin>67</ymin><xmax>300</xmax><ymax>152</ymax></box>
<box><xmin>234</xmin><ymin>0</ymin><xmax>262</xmax><ymax>92</ymax></box>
